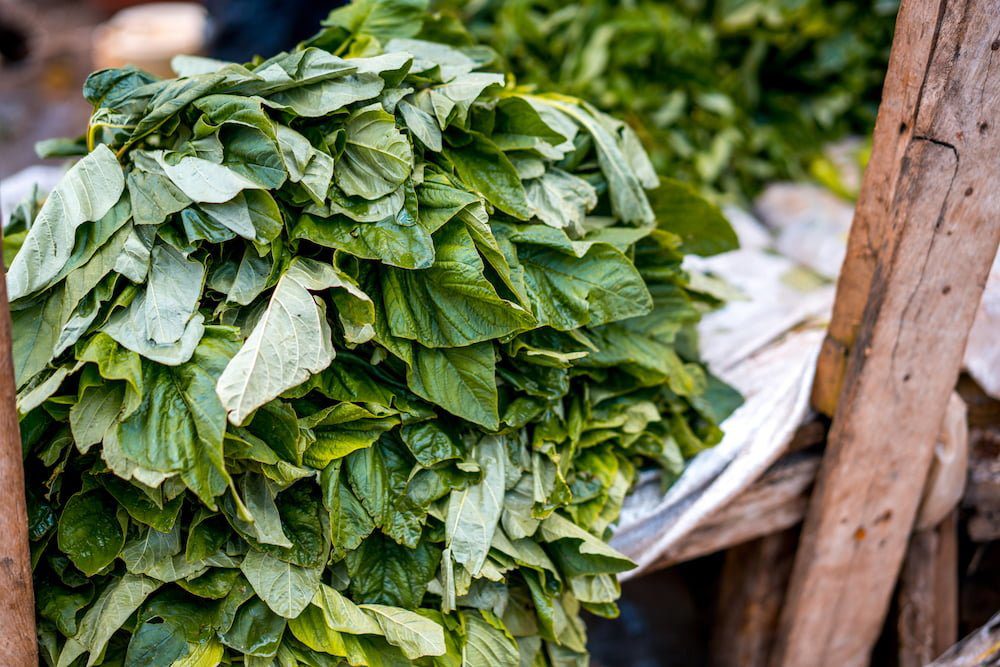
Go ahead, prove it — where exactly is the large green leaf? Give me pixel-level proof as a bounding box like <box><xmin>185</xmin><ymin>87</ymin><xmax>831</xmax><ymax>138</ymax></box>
<box><xmin>346</xmin><ymin>533</ymin><xmax>440</xmax><ymax>608</ymax></box>
<box><xmin>114</xmin><ymin>328</ymin><xmax>239</xmax><ymax>505</ymax></box>
<box><xmin>382</xmin><ymin>222</ymin><xmax>533</xmax><ymax>347</ymax></box>
<box><xmin>240</xmin><ymin>548</ymin><xmax>323</xmax><ymax>619</ymax></box>
<box><xmin>444</xmin><ymin>136</ymin><xmax>531</xmax><ymax>220</ymax></box>
<box><xmin>57</xmin><ymin>490</ymin><xmax>125</xmax><ymax>577</ymax></box>
<box><xmin>7</xmin><ymin>145</ymin><xmax>124</xmax><ymax>301</ymax></box>
<box><xmin>360</xmin><ymin>604</ymin><xmax>446</xmax><ymax>659</ymax></box>
<box><xmin>336</xmin><ymin>105</ymin><xmax>413</xmax><ymax>200</ymax></box>
<box><xmin>322</xmin><ymin>0</ymin><xmax>428</xmax><ymax>41</ymax></box>
<box><xmin>216</xmin><ymin>258</ymin><xmax>373</xmax><ymax>425</ymax></box>
<box><xmin>407</xmin><ymin>343</ymin><xmax>499</xmax><ymax>429</ymax></box>
<box><xmin>445</xmin><ymin>436</ymin><xmax>505</xmax><ymax>575</ymax></box>
<box><xmin>144</xmin><ymin>242</ymin><xmax>204</xmax><ymax>345</ymax></box>
<box><xmin>56</xmin><ymin>574</ymin><xmax>161</xmax><ymax>667</ymax></box>
<box><xmin>650</xmin><ymin>178</ymin><xmax>738</xmax><ymax>256</ymax></box>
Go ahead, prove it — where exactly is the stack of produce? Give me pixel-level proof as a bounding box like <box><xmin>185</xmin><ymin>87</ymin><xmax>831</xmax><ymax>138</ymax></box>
<box><xmin>437</xmin><ymin>0</ymin><xmax>897</xmax><ymax>199</ymax></box>
<box><xmin>9</xmin><ymin>0</ymin><xmax>737</xmax><ymax>664</ymax></box>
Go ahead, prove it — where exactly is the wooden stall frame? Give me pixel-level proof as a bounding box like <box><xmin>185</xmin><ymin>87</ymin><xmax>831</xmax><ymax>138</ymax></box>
<box><xmin>0</xmin><ymin>228</ymin><xmax>39</xmax><ymax>664</ymax></box>
<box><xmin>771</xmin><ymin>0</ymin><xmax>1000</xmax><ymax>664</ymax></box>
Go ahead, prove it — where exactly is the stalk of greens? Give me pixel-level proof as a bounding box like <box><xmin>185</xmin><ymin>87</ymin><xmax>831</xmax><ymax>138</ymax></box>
<box><xmin>11</xmin><ymin>1</ymin><xmax>738</xmax><ymax>665</ymax></box>
<box><xmin>433</xmin><ymin>0</ymin><xmax>896</xmax><ymax>200</ymax></box>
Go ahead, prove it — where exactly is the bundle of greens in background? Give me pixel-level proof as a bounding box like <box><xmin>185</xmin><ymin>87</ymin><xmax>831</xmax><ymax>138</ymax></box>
<box><xmin>9</xmin><ymin>0</ymin><xmax>737</xmax><ymax>664</ymax></box>
<box><xmin>435</xmin><ymin>0</ymin><xmax>897</xmax><ymax>200</ymax></box>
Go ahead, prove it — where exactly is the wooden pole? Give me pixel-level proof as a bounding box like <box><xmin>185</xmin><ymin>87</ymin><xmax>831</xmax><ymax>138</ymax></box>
<box><xmin>897</xmin><ymin>511</ymin><xmax>959</xmax><ymax>667</ymax></box>
<box><xmin>810</xmin><ymin>0</ymin><xmax>961</xmax><ymax>416</ymax></box>
<box><xmin>771</xmin><ymin>0</ymin><xmax>1000</xmax><ymax>663</ymax></box>
<box><xmin>709</xmin><ymin>530</ymin><xmax>798</xmax><ymax>667</ymax></box>
<box><xmin>0</xmin><ymin>230</ymin><xmax>38</xmax><ymax>664</ymax></box>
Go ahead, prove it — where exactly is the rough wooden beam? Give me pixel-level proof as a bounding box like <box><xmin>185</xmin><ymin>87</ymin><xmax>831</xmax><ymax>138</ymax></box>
<box><xmin>0</xmin><ymin>231</ymin><xmax>38</xmax><ymax>665</ymax></box>
<box><xmin>810</xmin><ymin>0</ymin><xmax>947</xmax><ymax>416</ymax></box>
<box><xmin>709</xmin><ymin>530</ymin><xmax>798</xmax><ymax>667</ymax></box>
<box><xmin>771</xmin><ymin>0</ymin><xmax>1000</xmax><ymax>663</ymax></box>
<box><xmin>897</xmin><ymin>511</ymin><xmax>959</xmax><ymax>667</ymax></box>
<box><xmin>966</xmin><ymin>427</ymin><xmax>1000</xmax><ymax>543</ymax></box>
<box><xmin>652</xmin><ymin>453</ymin><xmax>820</xmax><ymax>569</ymax></box>
<box><xmin>927</xmin><ymin>611</ymin><xmax>1000</xmax><ymax>666</ymax></box>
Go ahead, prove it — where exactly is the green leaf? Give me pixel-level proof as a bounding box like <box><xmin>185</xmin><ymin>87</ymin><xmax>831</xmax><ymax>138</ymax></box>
<box><xmin>445</xmin><ymin>436</ymin><xmax>505</xmax><ymax>576</ymax></box>
<box><xmin>444</xmin><ymin>135</ymin><xmax>531</xmax><ymax>220</ymax></box>
<box><xmin>513</xmin><ymin>240</ymin><xmax>652</xmax><ymax>331</ymax></box>
<box><xmin>399</xmin><ymin>99</ymin><xmax>442</xmax><ymax>151</ymax></box>
<box><xmin>57</xmin><ymin>490</ymin><xmax>125</xmax><ymax>577</ymax></box>
<box><xmin>287</xmin><ymin>605</ymin><xmax>349</xmax><ymax>655</ymax></box>
<box><xmin>525</xmin><ymin>169</ymin><xmax>597</xmax><ymax>236</ymax></box>
<box><xmin>293</xmin><ymin>210</ymin><xmax>435</xmax><ymax>270</ymax></box>
<box><xmin>240</xmin><ymin>548</ymin><xmax>323</xmax><ymax>619</ymax></box>
<box><xmin>127</xmin><ymin>167</ymin><xmax>191</xmax><ymax>226</ymax></box>
<box><xmin>346</xmin><ymin>533</ymin><xmax>440</xmax><ymax>608</ymax></box>
<box><xmin>406</xmin><ymin>343</ymin><xmax>499</xmax><ymax>429</ymax></box>
<box><xmin>650</xmin><ymin>179</ymin><xmax>738</xmax><ymax>256</ymax></box>
<box><xmin>267</xmin><ymin>73</ymin><xmax>385</xmax><ymax>118</ymax></box>
<box><xmin>37</xmin><ymin>580</ymin><xmax>93</xmax><ymax>637</ymax></box>
<box><xmin>536</xmin><ymin>98</ymin><xmax>654</xmax><ymax>224</ymax></box>
<box><xmin>359</xmin><ymin>604</ymin><xmax>446</xmax><ymax>659</ymax></box>
<box><xmin>382</xmin><ymin>222</ymin><xmax>533</xmax><ymax>347</ymax></box>
<box><xmin>321</xmin><ymin>462</ymin><xmax>375</xmax><ymax>557</ymax></box>
<box><xmin>322</xmin><ymin>0</ymin><xmax>428</xmax><ymax>41</ymax></box>
<box><xmin>122</xmin><ymin>525</ymin><xmax>182</xmax><ymax>575</ymax></box>
<box><xmin>154</xmin><ymin>151</ymin><xmax>265</xmax><ymax>204</ymax></box>
<box><xmin>124</xmin><ymin>74</ymin><xmax>226</xmax><ymax>151</ymax></box>
<box><xmin>220</xmin><ymin>597</ymin><xmax>286</xmax><ymax>657</ymax></box>
<box><xmin>312</xmin><ymin>583</ymin><xmax>383</xmax><ymax>635</ymax></box>
<box><xmin>538</xmin><ymin>513</ymin><xmax>634</xmax><ymax>576</ymax></box>
<box><xmin>7</xmin><ymin>145</ymin><xmax>125</xmax><ymax>301</ymax></box>
<box><xmin>336</xmin><ymin>105</ymin><xmax>413</xmax><ymax>200</ymax></box>
<box><xmin>125</xmin><ymin>619</ymin><xmax>188</xmax><ymax>667</ymax></box>
<box><xmin>217</xmin><ymin>258</ymin><xmax>374</xmax><ymax>425</ymax></box>
<box><xmin>57</xmin><ymin>574</ymin><xmax>161</xmax><ymax>667</ymax></box>
<box><xmin>398</xmin><ymin>421</ymin><xmax>462</xmax><ymax>467</ymax></box>
<box><xmin>145</xmin><ymin>242</ymin><xmax>205</xmax><ymax>345</ymax></box>
<box><xmin>462</xmin><ymin>611</ymin><xmax>519</xmax><ymax>667</ymax></box>
<box><xmin>114</xmin><ymin>328</ymin><xmax>239</xmax><ymax>505</ymax></box>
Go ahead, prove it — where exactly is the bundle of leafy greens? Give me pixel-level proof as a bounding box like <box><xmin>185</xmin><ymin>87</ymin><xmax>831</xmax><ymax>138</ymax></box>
<box><xmin>433</xmin><ymin>0</ymin><xmax>897</xmax><ymax>200</ymax></box>
<box><xmin>10</xmin><ymin>0</ymin><xmax>738</xmax><ymax>664</ymax></box>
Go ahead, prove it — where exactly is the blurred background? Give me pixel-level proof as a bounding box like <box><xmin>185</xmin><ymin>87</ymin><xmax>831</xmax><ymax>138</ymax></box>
<box><xmin>0</xmin><ymin>0</ymin><xmax>344</xmax><ymax>180</ymax></box>
<box><xmin>0</xmin><ymin>0</ymin><xmax>897</xmax><ymax>201</ymax></box>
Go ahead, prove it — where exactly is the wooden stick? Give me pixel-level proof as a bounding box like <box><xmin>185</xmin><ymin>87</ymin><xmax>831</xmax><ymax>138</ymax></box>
<box><xmin>651</xmin><ymin>453</ymin><xmax>819</xmax><ymax>569</ymax></box>
<box><xmin>927</xmin><ymin>611</ymin><xmax>1000</xmax><ymax>666</ymax></box>
<box><xmin>771</xmin><ymin>0</ymin><xmax>1000</xmax><ymax>663</ymax></box>
<box><xmin>709</xmin><ymin>529</ymin><xmax>798</xmax><ymax>667</ymax></box>
<box><xmin>810</xmin><ymin>0</ymin><xmax>948</xmax><ymax>417</ymax></box>
<box><xmin>897</xmin><ymin>511</ymin><xmax>959</xmax><ymax>667</ymax></box>
<box><xmin>0</xmin><ymin>230</ymin><xmax>38</xmax><ymax>664</ymax></box>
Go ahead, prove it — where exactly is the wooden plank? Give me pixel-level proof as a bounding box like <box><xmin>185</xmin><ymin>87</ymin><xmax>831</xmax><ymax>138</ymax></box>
<box><xmin>0</xmin><ymin>231</ymin><xmax>38</xmax><ymax>665</ymax></box>
<box><xmin>933</xmin><ymin>511</ymin><xmax>960</xmax><ymax>659</ymax></box>
<box><xmin>966</xmin><ymin>427</ymin><xmax>1000</xmax><ymax>543</ymax></box>
<box><xmin>811</xmin><ymin>0</ymin><xmax>947</xmax><ymax>416</ymax></box>
<box><xmin>928</xmin><ymin>611</ymin><xmax>1000</xmax><ymax>666</ymax></box>
<box><xmin>896</xmin><ymin>511</ymin><xmax>959</xmax><ymax>667</ymax></box>
<box><xmin>652</xmin><ymin>452</ymin><xmax>820</xmax><ymax>569</ymax></box>
<box><xmin>709</xmin><ymin>530</ymin><xmax>798</xmax><ymax>667</ymax></box>
<box><xmin>771</xmin><ymin>0</ymin><xmax>1000</xmax><ymax>663</ymax></box>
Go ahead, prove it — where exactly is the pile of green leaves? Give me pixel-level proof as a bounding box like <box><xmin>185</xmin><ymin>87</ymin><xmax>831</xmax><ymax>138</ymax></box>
<box><xmin>434</xmin><ymin>0</ymin><xmax>897</xmax><ymax>199</ymax></box>
<box><xmin>10</xmin><ymin>1</ymin><xmax>738</xmax><ymax>665</ymax></box>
